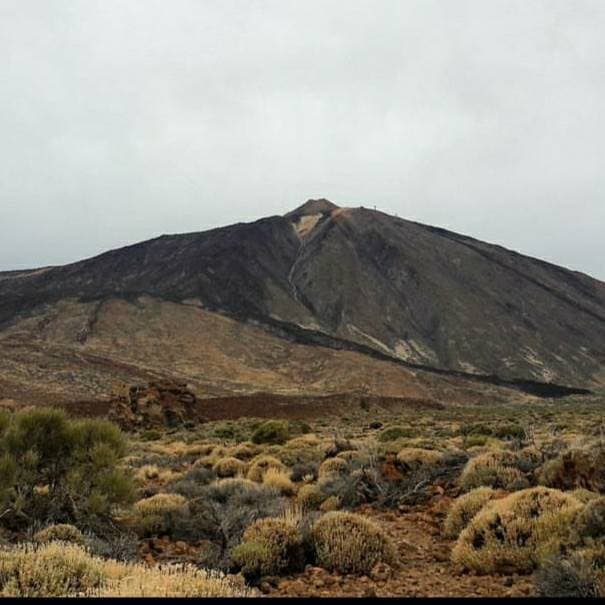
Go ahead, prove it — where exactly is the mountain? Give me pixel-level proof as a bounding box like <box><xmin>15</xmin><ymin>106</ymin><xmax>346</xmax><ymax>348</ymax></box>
<box><xmin>0</xmin><ymin>199</ymin><xmax>603</xmax><ymax>410</ymax></box>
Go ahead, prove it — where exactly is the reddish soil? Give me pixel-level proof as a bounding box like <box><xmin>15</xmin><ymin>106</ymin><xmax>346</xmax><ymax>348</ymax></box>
<box><xmin>266</xmin><ymin>503</ymin><xmax>536</xmax><ymax>598</ymax></box>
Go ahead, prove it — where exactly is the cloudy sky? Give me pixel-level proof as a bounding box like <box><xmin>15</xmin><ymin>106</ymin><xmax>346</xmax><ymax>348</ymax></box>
<box><xmin>1</xmin><ymin>0</ymin><xmax>604</xmax><ymax>279</ymax></box>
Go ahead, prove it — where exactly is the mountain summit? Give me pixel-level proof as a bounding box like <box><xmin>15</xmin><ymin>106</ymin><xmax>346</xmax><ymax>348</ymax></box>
<box><xmin>0</xmin><ymin>200</ymin><xmax>604</xmax><ymax>407</ymax></box>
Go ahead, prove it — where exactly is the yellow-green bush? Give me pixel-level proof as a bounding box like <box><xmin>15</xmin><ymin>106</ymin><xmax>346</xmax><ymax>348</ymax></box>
<box><xmin>319</xmin><ymin>496</ymin><xmax>341</xmax><ymax>512</ymax></box>
<box><xmin>297</xmin><ymin>484</ymin><xmax>326</xmax><ymax>510</ymax></box>
<box><xmin>452</xmin><ymin>487</ymin><xmax>584</xmax><ymax>574</ymax></box>
<box><xmin>571</xmin><ymin>489</ymin><xmax>601</xmax><ymax>504</ymax></box>
<box><xmin>230</xmin><ymin>443</ymin><xmax>260</xmax><ymax>460</ymax></box>
<box><xmin>99</xmin><ymin>562</ymin><xmax>252</xmax><ymax>597</ymax></box>
<box><xmin>396</xmin><ymin>448</ymin><xmax>442</xmax><ymax>471</ymax></box>
<box><xmin>312</xmin><ymin>511</ymin><xmax>397</xmax><ymax>575</ymax></box>
<box><xmin>247</xmin><ymin>455</ymin><xmax>285</xmax><ymax>483</ymax></box>
<box><xmin>212</xmin><ymin>457</ymin><xmax>247</xmax><ymax>478</ymax></box>
<box><xmin>262</xmin><ymin>468</ymin><xmax>295</xmax><ymax>496</ymax></box>
<box><xmin>0</xmin><ymin>542</ymin><xmax>105</xmax><ymax>597</ymax></box>
<box><xmin>443</xmin><ymin>487</ymin><xmax>500</xmax><ymax>539</ymax></box>
<box><xmin>318</xmin><ymin>457</ymin><xmax>348</xmax><ymax>479</ymax></box>
<box><xmin>251</xmin><ymin>420</ymin><xmax>290</xmax><ymax>445</ymax></box>
<box><xmin>232</xmin><ymin>518</ymin><xmax>304</xmax><ymax>578</ymax></box>
<box><xmin>0</xmin><ymin>541</ymin><xmax>252</xmax><ymax>597</ymax></box>
<box><xmin>33</xmin><ymin>524</ymin><xmax>85</xmax><ymax>545</ymax></box>
<box><xmin>133</xmin><ymin>493</ymin><xmax>188</xmax><ymax>535</ymax></box>
<box><xmin>459</xmin><ymin>451</ymin><xmax>527</xmax><ymax>492</ymax></box>
<box><xmin>537</xmin><ymin>447</ymin><xmax>605</xmax><ymax>493</ymax></box>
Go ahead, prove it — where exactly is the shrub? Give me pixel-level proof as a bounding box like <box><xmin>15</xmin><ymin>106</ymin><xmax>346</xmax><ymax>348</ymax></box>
<box><xmin>212</xmin><ymin>457</ymin><xmax>247</xmax><ymax>478</ymax></box>
<box><xmin>571</xmin><ymin>489</ymin><xmax>601</xmax><ymax>504</ymax></box>
<box><xmin>452</xmin><ymin>487</ymin><xmax>583</xmax><ymax>574</ymax></box>
<box><xmin>396</xmin><ymin>448</ymin><xmax>442</xmax><ymax>471</ymax></box>
<box><xmin>167</xmin><ymin>479</ymin><xmax>285</xmax><ymax>570</ymax></box>
<box><xmin>459</xmin><ymin>451</ymin><xmax>526</xmax><ymax>492</ymax></box>
<box><xmin>284</xmin><ymin>434</ymin><xmax>321</xmax><ymax>449</ymax></box>
<box><xmin>493</xmin><ymin>423</ymin><xmax>526</xmax><ymax>440</ymax></box>
<box><xmin>443</xmin><ymin>487</ymin><xmax>500</xmax><ymax>539</ymax></box>
<box><xmin>166</xmin><ymin>467</ymin><xmax>216</xmax><ymax>499</ymax></box>
<box><xmin>312</xmin><ymin>511</ymin><xmax>397</xmax><ymax>575</ymax></box>
<box><xmin>0</xmin><ymin>541</ymin><xmax>252</xmax><ymax>597</ymax></box>
<box><xmin>574</xmin><ymin>497</ymin><xmax>605</xmax><ymax>542</ymax></box>
<box><xmin>318</xmin><ymin>457</ymin><xmax>348</xmax><ymax>479</ymax></box>
<box><xmin>247</xmin><ymin>455</ymin><xmax>285</xmax><ymax>483</ymax></box>
<box><xmin>33</xmin><ymin>524</ymin><xmax>85</xmax><ymax>545</ymax></box>
<box><xmin>319</xmin><ymin>496</ymin><xmax>341</xmax><ymax>512</ymax></box>
<box><xmin>536</xmin><ymin>549</ymin><xmax>605</xmax><ymax>598</ymax></box>
<box><xmin>377</xmin><ymin>426</ymin><xmax>413</xmax><ymax>442</ymax></box>
<box><xmin>263</xmin><ymin>468</ymin><xmax>295</xmax><ymax>496</ymax></box>
<box><xmin>297</xmin><ymin>484</ymin><xmax>326</xmax><ymax>511</ymax></box>
<box><xmin>0</xmin><ymin>542</ymin><xmax>105</xmax><ymax>597</ymax></box>
<box><xmin>98</xmin><ymin>561</ymin><xmax>252</xmax><ymax>597</ymax></box>
<box><xmin>140</xmin><ymin>429</ymin><xmax>162</xmax><ymax>441</ymax></box>
<box><xmin>232</xmin><ymin>518</ymin><xmax>304</xmax><ymax>579</ymax></box>
<box><xmin>251</xmin><ymin>420</ymin><xmax>290</xmax><ymax>445</ymax></box>
<box><xmin>0</xmin><ymin>408</ymin><xmax>134</xmax><ymax>529</ymax></box>
<box><xmin>230</xmin><ymin>443</ymin><xmax>260</xmax><ymax>460</ymax></box>
<box><xmin>133</xmin><ymin>493</ymin><xmax>189</xmax><ymax>536</ymax></box>
<box><xmin>290</xmin><ymin>462</ymin><xmax>319</xmax><ymax>483</ymax></box>
<box><xmin>537</xmin><ymin>447</ymin><xmax>605</xmax><ymax>493</ymax></box>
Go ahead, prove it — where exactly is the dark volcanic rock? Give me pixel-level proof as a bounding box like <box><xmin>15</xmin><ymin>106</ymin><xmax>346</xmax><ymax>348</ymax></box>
<box><xmin>1</xmin><ymin>199</ymin><xmax>604</xmax><ymax>387</ymax></box>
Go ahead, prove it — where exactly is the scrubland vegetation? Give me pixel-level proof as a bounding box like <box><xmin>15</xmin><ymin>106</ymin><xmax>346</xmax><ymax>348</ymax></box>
<box><xmin>0</xmin><ymin>395</ymin><xmax>604</xmax><ymax>596</ymax></box>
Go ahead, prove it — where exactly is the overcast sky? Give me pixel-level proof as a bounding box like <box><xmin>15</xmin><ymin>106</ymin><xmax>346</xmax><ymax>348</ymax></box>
<box><xmin>1</xmin><ymin>0</ymin><xmax>604</xmax><ymax>280</ymax></box>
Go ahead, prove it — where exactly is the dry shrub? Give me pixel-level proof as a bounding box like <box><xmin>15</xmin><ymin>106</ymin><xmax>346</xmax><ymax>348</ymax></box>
<box><xmin>230</xmin><ymin>442</ymin><xmax>260</xmax><ymax>460</ymax></box>
<box><xmin>319</xmin><ymin>496</ymin><xmax>341</xmax><ymax>512</ymax></box>
<box><xmin>452</xmin><ymin>487</ymin><xmax>583</xmax><ymax>574</ymax></box>
<box><xmin>99</xmin><ymin>561</ymin><xmax>251</xmax><ymax>597</ymax></box>
<box><xmin>573</xmin><ymin>496</ymin><xmax>605</xmax><ymax>543</ymax></box>
<box><xmin>263</xmin><ymin>468</ymin><xmax>295</xmax><ymax>496</ymax></box>
<box><xmin>0</xmin><ymin>541</ymin><xmax>251</xmax><ymax>597</ymax></box>
<box><xmin>538</xmin><ymin>446</ymin><xmax>605</xmax><ymax>493</ymax></box>
<box><xmin>247</xmin><ymin>455</ymin><xmax>285</xmax><ymax>483</ymax></box>
<box><xmin>232</xmin><ymin>518</ymin><xmax>304</xmax><ymax>578</ymax></box>
<box><xmin>285</xmin><ymin>434</ymin><xmax>321</xmax><ymax>449</ymax></box>
<box><xmin>459</xmin><ymin>451</ymin><xmax>528</xmax><ymax>492</ymax></box>
<box><xmin>312</xmin><ymin>511</ymin><xmax>397</xmax><ymax>575</ymax></box>
<box><xmin>396</xmin><ymin>448</ymin><xmax>442</xmax><ymax>471</ymax></box>
<box><xmin>536</xmin><ymin>545</ymin><xmax>605</xmax><ymax>598</ymax></box>
<box><xmin>318</xmin><ymin>457</ymin><xmax>348</xmax><ymax>479</ymax></box>
<box><xmin>33</xmin><ymin>524</ymin><xmax>85</xmax><ymax>545</ymax></box>
<box><xmin>297</xmin><ymin>484</ymin><xmax>326</xmax><ymax>511</ymax></box>
<box><xmin>443</xmin><ymin>487</ymin><xmax>502</xmax><ymax>539</ymax></box>
<box><xmin>193</xmin><ymin>455</ymin><xmax>217</xmax><ymax>469</ymax></box>
<box><xmin>133</xmin><ymin>493</ymin><xmax>188</xmax><ymax>535</ymax></box>
<box><xmin>571</xmin><ymin>489</ymin><xmax>601</xmax><ymax>504</ymax></box>
<box><xmin>0</xmin><ymin>542</ymin><xmax>105</xmax><ymax>597</ymax></box>
<box><xmin>135</xmin><ymin>464</ymin><xmax>180</xmax><ymax>484</ymax></box>
<box><xmin>335</xmin><ymin>450</ymin><xmax>363</xmax><ymax>462</ymax></box>
<box><xmin>212</xmin><ymin>457</ymin><xmax>248</xmax><ymax>478</ymax></box>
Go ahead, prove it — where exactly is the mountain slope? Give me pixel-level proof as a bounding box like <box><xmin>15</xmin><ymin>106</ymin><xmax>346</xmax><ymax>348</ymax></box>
<box><xmin>1</xmin><ymin>199</ymin><xmax>604</xmax><ymax>390</ymax></box>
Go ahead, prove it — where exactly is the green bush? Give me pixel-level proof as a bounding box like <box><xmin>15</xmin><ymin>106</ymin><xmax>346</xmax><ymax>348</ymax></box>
<box><xmin>251</xmin><ymin>421</ymin><xmax>290</xmax><ymax>445</ymax></box>
<box><xmin>312</xmin><ymin>511</ymin><xmax>397</xmax><ymax>575</ymax></box>
<box><xmin>0</xmin><ymin>408</ymin><xmax>134</xmax><ymax>530</ymax></box>
<box><xmin>377</xmin><ymin>426</ymin><xmax>412</xmax><ymax>442</ymax></box>
<box><xmin>232</xmin><ymin>518</ymin><xmax>304</xmax><ymax>579</ymax></box>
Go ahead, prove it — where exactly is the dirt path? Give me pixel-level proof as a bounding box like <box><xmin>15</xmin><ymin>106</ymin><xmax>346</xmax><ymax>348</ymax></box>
<box><xmin>267</xmin><ymin>503</ymin><xmax>536</xmax><ymax>598</ymax></box>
